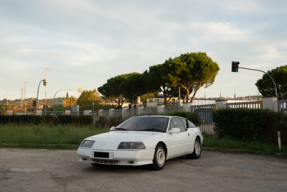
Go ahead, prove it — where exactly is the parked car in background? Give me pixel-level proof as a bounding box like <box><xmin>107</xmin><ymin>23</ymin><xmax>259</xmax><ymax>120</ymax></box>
<box><xmin>77</xmin><ymin>115</ymin><xmax>203</xmax><ymax>170</ymax></box>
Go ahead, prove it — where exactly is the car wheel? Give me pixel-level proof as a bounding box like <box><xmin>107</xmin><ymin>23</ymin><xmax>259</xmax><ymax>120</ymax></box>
<box><xmin>149</xmin><ymin>143</ymin><xmax>166</xmax><ymax>170</ymax></box>
<box><xmin>187</xmin><ymin>137</ymin><xmax>201</xmax><ymax>159</ymax></box>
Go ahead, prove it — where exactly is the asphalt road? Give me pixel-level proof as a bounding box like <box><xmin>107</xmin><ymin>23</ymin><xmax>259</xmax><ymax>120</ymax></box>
<box><xmin>0</xmin><ymin>148</ymin><xmax>287</xmax><ymax>192</ymax></box>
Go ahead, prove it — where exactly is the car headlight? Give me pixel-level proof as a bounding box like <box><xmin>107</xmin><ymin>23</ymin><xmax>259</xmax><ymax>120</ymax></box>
<box><xmin>117</xmin><ymin>142</ymin><xmax>146</xmax><ymax>149</ymax></box>
<box><xmin>81</xmin><ymin>140</ymin><xmax>95</xmax><ymax>148</ymax></box>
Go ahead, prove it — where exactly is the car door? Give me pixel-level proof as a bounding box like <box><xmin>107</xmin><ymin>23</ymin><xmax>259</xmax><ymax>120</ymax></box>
<box><xmin>165</xmin><ymin>117</ymin><xmax>191</xmax><ymax>158</ymax></box>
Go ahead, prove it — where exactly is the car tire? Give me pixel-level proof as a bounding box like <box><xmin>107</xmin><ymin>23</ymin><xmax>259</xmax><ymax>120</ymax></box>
<box><xmin>149</xmin><ymin>143</ymin><xmax>166</xmax><ymax>170</ymax></box>
<box><xmin>187</xmin><ymin>137</ymin><xmax>201</xmax><ymax>159</ymax></box>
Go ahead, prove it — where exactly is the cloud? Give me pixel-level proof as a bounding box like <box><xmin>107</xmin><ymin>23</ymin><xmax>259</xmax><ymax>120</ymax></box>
<box><xmin>0</xmin><ymin>0</ymin><xmax>286</xmax><ymax>100</ymax></box>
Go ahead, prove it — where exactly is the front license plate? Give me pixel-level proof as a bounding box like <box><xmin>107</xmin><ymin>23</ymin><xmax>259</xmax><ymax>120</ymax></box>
<box><xmin>94</xmin><ymin>152</ymin><xmax>109</xmax><ymax>158</ymax></box>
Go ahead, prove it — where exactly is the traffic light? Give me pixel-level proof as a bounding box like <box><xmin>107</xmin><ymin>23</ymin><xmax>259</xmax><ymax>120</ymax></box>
<box><xmin>43</xmin><ymin>80</ymin><xmax>47</xmax><ymax>86</ymax></box>
<box><xmin>232</xmin><ymin>61</ymin><xmax>240</xmax><ymax>72</ymax></box>
<box><xmin>33</xmin><ymin>100</ymin><xmax>36</xmax><ymax>107</ymax></box>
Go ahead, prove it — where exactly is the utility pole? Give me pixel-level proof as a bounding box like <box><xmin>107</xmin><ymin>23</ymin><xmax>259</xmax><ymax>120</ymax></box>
<box><xmin>6</xmin><ymin>92</ymin><xmax>8</xmax><ymax>106</ymax></box>
<box><xmin>20</xmin><ymin>87</ymin><xmax>24</xmax><ymax>109</ymax></box>
<box><xmin>45</xmin><ymin>68</ymin><xmax>49</xmax><ymax>115</ymax></box>
<box><xmin>24</xmin><ymin>81</ymin><xmax>27</xmax><ymax>113</ymax></box>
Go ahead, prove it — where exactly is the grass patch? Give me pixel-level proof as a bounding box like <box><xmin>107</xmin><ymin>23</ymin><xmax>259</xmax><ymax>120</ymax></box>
<box><xmin>0</xmin><ymin>123</ymin><xmax>110</xmax><ymax>145</ymax></box>
<box><xmin>0</xmin><ymin>143</ymin><xmax>78</xmax><ymax>150</ymax></box>
<box><xmin>202</xmin><ymin>134</ymin><xmax>287</xmax><ymax>158</ymax></box>
<box><xmin>1</xmin><ymin>124</ymin><xmax>286</xmax><ymax>158</ymax></box>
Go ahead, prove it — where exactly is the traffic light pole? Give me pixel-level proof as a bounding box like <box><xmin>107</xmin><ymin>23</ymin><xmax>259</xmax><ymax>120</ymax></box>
<box><xmin>53</xmin><ymin>89</ymin><xmax>80</xmax><ymax>115</ymax></box>
<box><xmin>239</xmin><ymin>67</ymin><xmax>278</xmax><ymax>97</ymax></box>
<box><xmin>36</xmin><ymin>79</ymin><xmax>45</xmax><ymax>111</ymax></box>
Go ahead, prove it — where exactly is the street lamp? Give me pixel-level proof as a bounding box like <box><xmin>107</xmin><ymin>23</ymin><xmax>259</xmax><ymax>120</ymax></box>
<box><xmin>45</xmin><ymin>68</ymin><xmax>50</xmax><ymax>115</ymax></box>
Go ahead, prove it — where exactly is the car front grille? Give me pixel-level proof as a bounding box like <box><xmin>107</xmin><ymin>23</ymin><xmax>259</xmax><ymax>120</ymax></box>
<box><xmin>93</xmin><ymin>159</ymin><xmax>119</xmax><ymax>165</ymax></box>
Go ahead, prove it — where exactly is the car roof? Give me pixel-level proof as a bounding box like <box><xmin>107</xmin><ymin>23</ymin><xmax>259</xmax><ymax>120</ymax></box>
<box><xmin>131</xmin><ymin>115</ymin><xmax>185</xmax><ymax>119</ymax></box>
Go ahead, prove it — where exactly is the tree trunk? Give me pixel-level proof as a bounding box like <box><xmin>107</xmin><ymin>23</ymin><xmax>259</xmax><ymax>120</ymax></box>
<box><xmin>190</xmin><ymin>82</ymin><xmax>201</xmax><ymax>103</ymax></box>
<box><xmin>163</xmin><ymin>86</ymin><xmax>167</xmax><ymax>105</ymax></box>
<box><xmin>185</xmin><ymin>88</ymin><xmax>190</xmax><ymax>103</ymax></box>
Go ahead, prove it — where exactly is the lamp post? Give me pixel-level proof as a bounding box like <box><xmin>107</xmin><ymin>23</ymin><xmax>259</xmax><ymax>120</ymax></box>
<box><xmin>36</xmin><ymin>79</ymin><xmax>45</xmax><ymax>111</ymax></box>
<box><xmin>24</xmin><ymin>81</ymin><xmax>27</xmax><ymax>113</ymax></box>
<box><xmin>45</xmin><ymin>68</ymin><xmax>49</xmax><ymax>115</ymax></box>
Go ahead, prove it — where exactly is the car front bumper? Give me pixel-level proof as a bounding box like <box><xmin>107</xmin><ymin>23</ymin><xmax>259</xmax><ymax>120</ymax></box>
<box><xmin>77</xmin><ymin>147</ymin><xmax>154</xmax><ymax>166</ymax></box>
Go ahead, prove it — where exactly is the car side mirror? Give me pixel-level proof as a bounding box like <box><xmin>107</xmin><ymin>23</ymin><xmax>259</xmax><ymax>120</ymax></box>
<box><xmin>169</xmin><ymin>128</ymin><xmax>180</xmax><ymax>134</ymax></box>
<box><xmin>110</xmin><ymin>126</ymin><xmax>116</xmax><ymax>131</ymax></box>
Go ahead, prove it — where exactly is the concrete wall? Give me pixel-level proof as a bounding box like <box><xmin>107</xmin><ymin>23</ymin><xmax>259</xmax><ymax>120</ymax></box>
<box><xmin>262</xmin><ymin>97</ymin><xmax>277</xmax><ymax>112</ymax></box>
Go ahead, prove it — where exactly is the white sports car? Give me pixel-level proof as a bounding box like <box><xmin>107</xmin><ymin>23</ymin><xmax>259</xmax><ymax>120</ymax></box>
<box><xmin>77</xmin><ymin>115</ymin><xmax>203</xmax><ymax>170</ymax></box>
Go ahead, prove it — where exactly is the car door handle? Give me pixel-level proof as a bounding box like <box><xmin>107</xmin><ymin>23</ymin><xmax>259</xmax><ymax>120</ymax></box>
<box><xmin>188</xmin><ymin>133</ymin><xmax>190</xmax><ymax>136</ymax></box>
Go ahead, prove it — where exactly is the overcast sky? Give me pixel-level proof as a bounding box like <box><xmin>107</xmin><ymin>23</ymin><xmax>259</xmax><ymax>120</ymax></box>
<box><xmin>1</xmin><ymin>0</ymin><xmax>286</xmax><ymax>100</ymax></box>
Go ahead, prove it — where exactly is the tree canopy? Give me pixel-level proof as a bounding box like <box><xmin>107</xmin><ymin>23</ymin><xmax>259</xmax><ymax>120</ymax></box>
<box><xmin>165</xmin><ymin>52</ymin><xmax>220</xmax><ymax>102</ymax></box>
<box><xmin>64</xmin><ymin>96</ymin><xmax>77</xmax><ymax>107</ymax></box>
<box><xmin>255</xmin><ymin>65</ymin><xmax>287</xmax><ymax>98</ymax></box>
<box><xmin>119</xmin><ymin>73</ymin><xmax>147</xmax><ymax>104</ymax></box>
<box><xmin>77</xmin><ymin>89</ymin><xmax>103</xmax><ymax>106</ymax></box>
<box><xmin>143</xmin><ymin>64</ymin><xmax>185</xmax><ymax>105</ymax></box>
<box><xmin>97</xmin><ymin>52</ymin><xmax>220</xmax><ymax>105</ymax></box>
<box><xmin>98</xmin><ymin>73</ymin><xmax>137</xmax><ymax>107</ymax></box>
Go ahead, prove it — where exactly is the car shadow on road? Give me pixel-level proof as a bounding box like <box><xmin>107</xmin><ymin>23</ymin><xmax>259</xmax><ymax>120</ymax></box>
<box><xmin>80</xmin><ymin>155</ymin><xmax>196</xmax><ymax>173</ymax></box>
<box><xmin>82</xmin><ymin>163</ymin><xmax>151</xmax><ymax>174</ymax></box>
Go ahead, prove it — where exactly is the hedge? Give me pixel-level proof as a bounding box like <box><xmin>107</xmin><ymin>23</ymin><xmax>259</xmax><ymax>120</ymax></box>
<box><xmin>214</xmin><ymin>109</ymin><xmax>287</xmax><ymax>145</ymax></box>
<box><xmin>0</xmin><ymin>115</ymin><xmax>92</xmax><ymax>126</ymax></box>
<box><xmin>0</xmin><ymin>112</ymin><xmax>201</xmax><ymax>128</ymax></box>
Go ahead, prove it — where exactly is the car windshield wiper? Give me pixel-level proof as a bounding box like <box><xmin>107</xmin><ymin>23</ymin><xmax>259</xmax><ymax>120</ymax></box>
<box><xmin>114</xmin><ymin>127</ymin><xmax>129</xmax><ymax>131</ymax></box>
<box><xmin>141</xmin><ymin>128</ymin><xmax>163</xmax><ymax>132</ymax></box>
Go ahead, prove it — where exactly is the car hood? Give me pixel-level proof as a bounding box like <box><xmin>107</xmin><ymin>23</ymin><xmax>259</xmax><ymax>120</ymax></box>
<box><xmin>83</xmin><ymin>131</ymin><xmax>164</xmax><ymax>150</ymax></box>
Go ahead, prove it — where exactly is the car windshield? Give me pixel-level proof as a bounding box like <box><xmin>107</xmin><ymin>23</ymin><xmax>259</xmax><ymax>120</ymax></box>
<box><xmin>116</xmin><ymin>116</ymin><xmax>169</xmax><ymax>133</ymax></box>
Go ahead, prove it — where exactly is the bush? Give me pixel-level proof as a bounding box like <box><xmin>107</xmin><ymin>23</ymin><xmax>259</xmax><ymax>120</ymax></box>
<box><xmin>0</xmin><ymin>115</ymin><xmax>43</xmax><ymax>125</ymax></box>
<box><xmin>165</xmin><ymin>112</ymin><xmax>201</xmax><ymax>126</ymax></box>
<box><xmin>213</xmin><ymin>109</ymin><xmax>287</xmax><ymax>145</ymax></box>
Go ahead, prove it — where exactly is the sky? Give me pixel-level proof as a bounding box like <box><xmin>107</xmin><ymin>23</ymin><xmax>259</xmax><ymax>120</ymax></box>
<box><xmin>0</xmin><ymin>0</ymin><xmax>287</xmax><ymax>101</ymax></box>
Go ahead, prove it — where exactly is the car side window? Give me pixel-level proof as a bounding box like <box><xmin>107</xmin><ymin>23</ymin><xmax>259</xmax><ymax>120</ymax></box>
<box><xmin>168</xmin><ymin>120</ymin><xmax>175</xmax><ymax>130</ymax></box>
<box><xmin>171</xmin><ymin>118</ymin><xmax>185</xmax><ymax>132</ymax></box>
<box><xmin>187</xmin><ymin>120</ymin><xmax>196</xmax><ymax>128</ymax></box>
<box><xmin>180</xmin><ymin>118</ymin><xmax>187</xmax><ymax>131</ymax></box>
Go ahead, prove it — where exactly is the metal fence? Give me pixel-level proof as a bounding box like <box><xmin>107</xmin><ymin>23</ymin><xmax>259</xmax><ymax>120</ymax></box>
<box><xmin>4</xmin><ymin>100</ymin><xmax>284</xmax><ymax>136</ymax></box>
<box><xmin>114</xmin><ymin>109</ymin><xmax>122</xmax><ymax>117</ymax></box>
<box><xmin>143</xmin><ymin>107</ymin><xmax>157</xmax><ymax>115</ymax></box>
<box><xmin>190</xmin><ymin>104</ymin><xmax>215</xmax><ymax>135</ymax></box>
<box><xmin>226</xmin><ymin>101</ymin><xmax>261</xmax><ymax>109</ymax></box>
<box><xmin>125</xmin><ymin>109</ymin><xmax>137</xmax><ymax>118</ymax></box>
<box><xmin>278</xmin><ymin>100</ymin><xmax>287</xmax><ymax>115</ymax></box>
<box><xmin>164</xmin><ymin>106</ymin><xmax>182</xmax><ymax>114</ymax></box>
<box><xmin>101</xmin><ymin>110</ymin><xmax>109</xmax><ymax>117</ymax></box>
<box><xmin>14</xmin><ymin>111</ymin><xmax>33</xmax><ymax>115</ymax></box>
